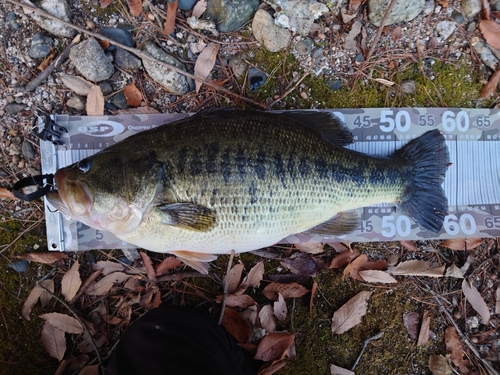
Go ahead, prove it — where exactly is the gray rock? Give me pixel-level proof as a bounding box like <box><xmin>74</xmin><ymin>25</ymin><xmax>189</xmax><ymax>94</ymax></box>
<box><xmin>8</xmin><ymin>11</ymin><xmax>20</xmax><ymax>30</ymax></box>
<box><xmin>252</xmin><ymin>9</ymin><xmax>292</xmax><ymax>52</ymax></box>
<box><xmin>141</xmin><ymin>41</ymin><xmax>190</xmax><ymax>95</ymax></box>
<box><xmin>462</xmin><ymin>0</ymin><xmax>482</xmax><ymax>17</ymax></box>
<box><xmin>5</xmin><ymin>103</ymin><xmax>27</xmax><ymax>115</ymax></box>
<box><xmin>470</xmin><ymin>36</ymin><xmax>498</xmax><ymax>70</ymax></box>
<box><xmin>368</xmin><ymin>0</ymin><xmax>424</xmax><ymax>27</ymax></box>
<box><xmin>436</xmin><ymin>20</ymin><xmax>456</xmax><ymax>40</ymax></box>
<box><xmin>30</xmin><ymin>34</ymin><xmax>53</xmax><ymax>59</ymax></box>
<box><xmin>29</xmin><ymin>0</ymin><xmax>77</xmax><ymax>38</ymax></box>
<box><xmin>295</xmin><ymin>38</ymin><xmax>314</xmax><ymax>55</ymax></box>
<box><xmin>400</xmin><ymin>80</ymin><xmax>417</xmax><ymax>94</ymax></box>
<box><xmin>204</xmin><ymin>0</ymin><xmax>260</xmax><ymax>32</ymax></box>
<box><xmin>101</xmin><ymin>27</ymin><xmax>134</xmax><ymax>52</ymax></box>
<box><xmin>111</xmin><ymin>92</ymin><xmax>128</xmax><ymax>109</ymax></box>
<box><xmin>115</xmin><ymin>48</ymin><xmax>142</xmax><ymax>70</ymax></box>
<box><xmin>99</xmin><ymin>81</ymin><xmax>113</xmax><ymax>95</ymax></box>
<box><xmin>229</xmin><ymin>52</ymin><xmax>254</xmax><ymax>81</ymax></box>
<box><xmin>8</xmin><ymin>260</ymin><xmax>29</xmax><ymax>273</ymax></box>
<box><xmin>489</xmin><ymin>0</ymin><xmax>500</xmax><ymax>10</ymax></box>
<box><xmin>266</xmin><ymin>0</ymin><xmax>329</xmax><ymax>36</ymax></box>
<box><xmin>452</xmin><ymin>10</ymin><xmax>464</xmax><ymax>24</ymax></box>
<box><xmin>247</xmin><ymin>67</ymin><xmax>267</xmax><ymax>91</ymax></box>
<box><xmin>21</xmin><ymin>140</ymin><xmax>36</xmax><ymax>160</ymax></box>
<box><xmin>179</xmin><ymin>0</ymin><xmax>198</xmax><ymax>10</ymax></box>
<box><xmin>69</xmin><ymin>38</ymin><xmax>114</xmax><ymax>82</ymax></box>
<box><xmin>67</xmin><ymin>96</ymin><xmax>86</xmax><ymax>110</ymax></box>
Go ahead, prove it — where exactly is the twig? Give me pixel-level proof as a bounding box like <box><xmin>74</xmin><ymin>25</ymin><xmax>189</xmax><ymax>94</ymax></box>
<box><xmin>218</xmin><ymin>250</ymin><xmax>235</xmax><ymax>325</ymax></box>
<box><xmin>351</xmin><ymin>332</ymin><xmax>384</xmax><ymax>370</ymax></box>
<box><xmin>5</xmin><ymin>0</ymin><xmax>268</xmax><ymax>109</ymax></box>
<box><xmin>37</xmin><ymin>281</ymin><xmax>103</xmax><ymax>371</ymax></box>
<box><xmin>364</xmin><ymin>0</ymin><xmax>399</xmax><ymax>63</ymax></box>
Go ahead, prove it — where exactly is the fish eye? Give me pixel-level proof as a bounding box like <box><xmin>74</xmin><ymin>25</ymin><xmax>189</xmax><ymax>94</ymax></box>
<box><xmin>77</xmin><ymin>159</ymin><xmax>92</xmax><ymax>174</ymax></box>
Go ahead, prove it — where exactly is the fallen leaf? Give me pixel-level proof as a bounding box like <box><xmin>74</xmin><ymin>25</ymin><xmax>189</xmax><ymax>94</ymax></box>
<box><xmin>85</xmin><ymin>272</ymin><xmax>131</xmax><ymax>296</ymax></box>
<box><xmin>331</xmin><ymin>291</ymin><xmax>372</xmax><ymax>334</ymax></box>
<box><xmin>41</xmin><ymin>312</ymin><xmax>84</xmax><ymax>334</ymax></box>
<box><xmin>496</xmin><ymin>286</ymin><xmax>500</xmax><ymax>315</ymax></box>
<box><xmin>77</xmin><ymin>334</ymin><xmax>106</xmax><ymax>353</ymax></box>
<box><xmin>416</xmin><ymin>310</ymin><xmax>431</xmax><ymax>346</ymax></box>
<box><xmin>155</xmin><ymin>256</ymin><xmax>182</xmax><ymax>275</ymax></box>
<box><xmin>194</xmin><ymin>43</ymin><xmax>219</xmax><ymax>93</ymax></box>
<box><xmin>345</xmin><ymin>20</ymin><xmax>362</xmax><ymax>52</ymax></box>
<box><xmin>59</xmin><ymin>73</ymin><xmax>93</xmax><ymax>96</ymax></box>
<box><xmin>215</xmin><ymin>294</ymin><xmax>256</xmax><ymax>309</ymax></box>
<box><xmin>429</xmin><ymin>354</ymin><xmax>453</xmax><ymax>375</ymax></box>
<box><xmin>479</xmin><ymin>19</ymin><xmax>500</xmax><ymax>50</ymax></box>
<box><xmin>127</xmin><ymin>0</ymin><xmax>142</xmax><ymax>16</ymax></box>
<box><xmin>462</xmin><ymin>279</ymin><xmax>490</xmax><ymax>324</ymax></box>
<box><xmin>330</xmin><ymin>248</ymin><xmax>361</xmax><ymax>268</ymax></box>
<box><xmin>330</xmin><ymin>364</ymin><xmax>355</xmax><ymax>375</ymax></box>
<box><xmin>221</xmin><ymin>307</ymin><xmax>250</xmax><ymax>343</ymax></box>
<box><xmin>257</xmin><ymin>359</ymin><xmax>287</xmax><ymax>375</ymax></box>
<box><xmin>226</xmin><ymin>262</ymin><xmax>244</xmax><ymax>294</ymax></box>
<box><xmin>294</xmin><ymin>242</ymin><xmax>324</xmax><ymax>254</ymax></box>
<box><xmin>140</xmin><ymin>251</ymin><xmax>157</xmax><ymax>282</ymax></box>
<box><xmin>259</xmin><ymin>305</ymin><xmax>276</xmax><ymax>334</ymax></box>
<box><xmin>240</xmin><ymin>261</ymin><xmax>264</xmax><ymax>290</ymax></box>
<box><xmin>73</xmin><ymin>269</ymin><xmax>102</xmax><ymax>300</ymax></box>
<box><xmin>481</xmin><ymin>69</ymin><xmax>500</xmax><ymax>98</ymax></box>
<box><xmin>391</xmin><ymin>26</ymin><xmax>402</xmax><ymax>42</ymax></box>
<box><xmin>358</xmin><ymin>270</ymin><xmax>397</xmax><ymax>284</ymax></box>
<box><xmin>403</xmin><ymin>312</ymin><xmax>420</xmax><ymax>340</ymax></box>
<box><xmin>164</xmin><ymin>0</ymin><xmax>177</xmax><ymax>34</ymax></box>
<box><xmin>262</xmin><ymin>282</ymin><xmax>309</xmax><ymax>300</ymax></box>
<box><xmin>41</xmin><ymin>321</ymin><xmax>66</xmax><ymax>361</ymax></box>
<box><xmin>400</xmin><ymin>240</ymin><xmax>418</xmax><ymax>252</ymax></box>
<box><xmin>445</xmin><ymin>264</ymin><xmax>463</xmax><ymax>278</ymax></box>
<box><xmin>374</xmin><ymin>78</ymin><xmax>395</xmax><ymax>86</ymax></box>
<box><xmin>343</xmin><ymin>253</ymin><xmax>368</xmax><ymax>279</ymax></box>
<box><xmin>274</xmin><ymin>293</ymin><xmax>287</xmax><ymax>321</ymax></box>
<box><xmin>254</xmin><ymin>333</ymin><xmax>295</xmax><ymax>362</ymax></box>
<box><xmin>348</xmin><ymin>0</ymin><xmax>362</xmax><ymax>12</ymax></box>
<box><xmin>19</xmin><ymin>252</ymin><xmax>67</xmax><ymax>264</ymax></box>
<box><xmin>391</xmin><ymin>260</ymin><xmax>445</xmax><ymax>277</ymax></box>
<box><xmin>77</xmin><ymin>365</ymin><xmax>100</xmax><ymax>375</ymax></box>
<box><xmin>440</xmin><ymin>238</ymin><xmax>482</xmax><ymax>251</ymax></box>
<box><xmin>241</xmin><ymin>305</ymin><xmax>258</xmax><ymax>326</ymax></box>
<box><xmin>192</xmin><ymin>0</ymin><xmax>207</xmax><ymax>18</ymax></box>
<box><xmin>61</xmin><ymin>261</ymin><xmax>82</xmax><ymax>302</ymax></box>
<box><xmin>100</xmin><ymin>0</ymin><xmax>113</xmax><ymax>8</ymax></box>
<box><xmin>341</xmin><ymin>8</ymin><xmax>357</xmax><ymax>24</ymax></box>
<box><xmin>122</xmin><ymin>83</ymin><xmax>142</xmax><ymax>107</ymax></box>
<box><xmin>0</xmin><ymin>187</ymin><xmax>16</xmax><ymax>199</ymax></box>
<box><xmin>281</xmin><ymin>253</ymin><xmax>325</xmax><ymax>277</ymax></box>
<box><xmin>22</xmin><ymin>279</ymin><xmax>54</xmax><ymax>320</ymax></box>
<box><xmin>445</xmin><ymin>326</ymin><xmax>471</xmax><ymax>373</ymax></box>
<box><xmin>37</xmin><ymin>53</ymin><xmax>55</xmax><ymax>71</ymax></box>
<box><xmin>86</xmin><ymin>85</ymin><xmax>104</xmax><ymax>116</ymax></box>
<box><xmin>93</xmin><ymin>261</ymin><xmax>125</xmax><ymax>276</ymax></box>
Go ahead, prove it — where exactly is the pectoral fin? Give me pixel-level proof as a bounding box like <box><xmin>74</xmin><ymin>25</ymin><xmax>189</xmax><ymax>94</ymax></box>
<box><xmin>300</xmin><ymin>211</ymin><xmax>360</xmax><ymax>236</ymax></box>
<box><xmin>171</xmin><ymin>250</ymin><xmax>218</xmax><ymax>274</ymax></box>
<box><xmin>158</xmin><ymin>203</ymin><xmax>216</xmax><ymax>231</ymax></box>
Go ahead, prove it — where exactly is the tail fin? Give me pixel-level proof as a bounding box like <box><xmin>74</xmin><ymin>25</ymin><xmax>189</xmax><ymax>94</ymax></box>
<box><xmin>393</xmin><ymin>130</ymin><xmax>450</xmax><ymax>232</ymax></box>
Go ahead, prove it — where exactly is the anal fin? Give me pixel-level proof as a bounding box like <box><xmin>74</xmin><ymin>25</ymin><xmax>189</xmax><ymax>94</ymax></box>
<box><xmin>171</xmin><ymin>250</ymin><xmax>218</xmax><ymax>274</ymax></box>
<box><xmin>299</xmin><ymin>211</ymin><xmax>360</xmax><ymax>237</ymax></box>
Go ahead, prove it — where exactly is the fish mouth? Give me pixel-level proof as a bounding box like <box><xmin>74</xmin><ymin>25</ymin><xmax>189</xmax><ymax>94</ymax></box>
<box><xmin>46</xmin><ymin>169</ymin><xmax>93</xmax><ymax>217</ymax></box>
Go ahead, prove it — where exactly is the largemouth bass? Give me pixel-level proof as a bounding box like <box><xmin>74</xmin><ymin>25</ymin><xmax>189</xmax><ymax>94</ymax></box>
<box><xmin>47</xmin><ymin>110</ymin><xmax>450</xmax><ymax>273</ymax></box>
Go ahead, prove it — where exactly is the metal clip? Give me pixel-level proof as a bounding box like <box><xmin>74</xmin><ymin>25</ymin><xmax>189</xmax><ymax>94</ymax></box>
<box><xmin>32</xmin><ymin>115</ymin><xmax>68</xmax><ymax>145</ymax></box>
<box><xmin>11</xmin><ymin>174</ymin><xmax>55</xmax><ymax>201</ymax></box>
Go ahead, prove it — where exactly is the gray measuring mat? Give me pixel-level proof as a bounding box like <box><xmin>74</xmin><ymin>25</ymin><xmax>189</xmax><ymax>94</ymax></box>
<box><xmin>40</xmin><ymin>108</ymin><xmax>500</xmax><ymax>252</ymax></box>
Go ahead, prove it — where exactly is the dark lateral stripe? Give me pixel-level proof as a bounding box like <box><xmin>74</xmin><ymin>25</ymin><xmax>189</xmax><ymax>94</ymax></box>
<box><xmin>189</xmin><ymin>148</ymin><xmax>203</xmax><ymax>176</ymax></box>
<box><xmin>298</xmin><ymin>156</ymin><xmax>310</xmax><ymax>178</ymax></box>
<box><xmin>274</xmin><ymin>153</ymin><xmax>287</xmax><ymax>188</ymax></box>
<box><xmin>221</xmin><ymin>148</ymin><xmax>231</xmax><ymax>183</ymax></box>
<box><xmin>236</xmin><ymin>147</ymin><xmax>246</xmax><ymax>182</ymax></box>
<box><xmin>314</xmin><ymin>157</ymin><xmax>329</xmax><ymax>179</ymax></box>
<box><xmin>206</xmin><ymin>142</ymin><xmax>219</xmax><ymax>174</ymax></box>
<box><xmin>177</xmin><ymin>147</ymin><xmax>187</xmax><ymax>174</ymax></box>
<box><xmin>255</xmin><ymin>151</ymin><xmax>266</xmax><ymax>180</ymax></box>
<box><xmin>248</xmin><ymin>181</ymin><xmax>258</xmax><ymax>204</ymax></box>
<box><xmin>287</xmin><ymin>151</ymin><xmax>297</xmax><ymax>181</ymax></box>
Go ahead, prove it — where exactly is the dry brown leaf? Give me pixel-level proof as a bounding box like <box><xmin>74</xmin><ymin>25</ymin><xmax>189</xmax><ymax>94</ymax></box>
<box><xmin>348</xmin><ymin>0</ymin><xmax>362</xmax><ymax>12</ymax></box>
<box><xmin>262</xmin><ymin>282</ymin><xmax>309</xmax><ymax>300</ymax></box>
<box><xmin>164</xmin><ymin>0</ymin><xmax>178</xmax><ymax>34</ymax></box>
<box><xmin>127</xmin><ymin>0</ymin><xmax>142</xmax><ymax>16</ymax></box>
<box><xmin>294</xmin><ymin>242</ymin><xmax>324</xmax><ymax>254</ymax></box>
<box><xmin>93</xmin><ymin>261</ymin><xmax>125</xmax><ymax>276</ymax></box>
<box><xmin>343</xmin><ymin>253</ymin><xmax>368</xmax><ymax>279</ymax></box>
<box><xmin>440</xmin><ymin>238</ymin><xmax>482</xmax><ymax>251</ymax></box>
<box><xmin>192</xmin><ymin>0</ymin><xmax>207</xmax><ymax>18</ymax></box>
<box><xmin>85</xmin><ymin>272</ymin><xmax>131</xmax><ymax>296</ymax></box>
<box><xmin>331</xmin><ymin>291</ymin><xmax>372</xmax><ymax>334</ymax></box>
<box><xmin>345</xmin><ymin>20</ymin><xmax>361</xmax><ymax>51</ymax></box>
<box><xmin>122</xmin><ymin>83</ymin><xmax>142</xmax><ymax>107</ymax></box>
<box><xmin>445</xmin><ymin>326</ymin><xmax>471</xmax><ymax>373</ymax></box>
<box><xmin>0</xmin><ymin>187</ymin><xmax>16</xmax><ymax>199</ymax></box>
<box><xmin>400</xmin><ymin>240</ymin><xmax>418</xmax><ymax>252</ymax></box>
<box><xmin>41</xmin><ymin>321</ymin><xmax>66</xmax><ymax>361</ymax></box>
<box><xmin>100</xmin><ymin>0</ymin><xmax>113</xmax><ymax>8</ymax></box>
<box><xmin>59</xmin><ymin>73</ymin><xmax>93</xmax><ymax>96</ymax></box>
<box><xmin>215</xmin><ymin>294</ymin><xmax>256</xmax><ymax>309</ymax></box>
<box><xmin>255</xmin><ymin>333</ymin><xmax>295</xmax><ymax>362</ymax></box>
<box><xmin>496</xmin><ymin>286</ymin><xmax>500</xmax><ymax>315</ymax></box>
<box><xmin>22</xmin><ymin>279</ymin><xmax>54</xmax><ymax>320</ymax></box>
<box><xmin>155</xmin><ymin>256</ymin><xmax>182</xmax><ymax>276</ymax></box>
<box><xmin>37</xmin><ymin>53</ymin><xmax>55</xmax><ymax>71</ymax></box>
<box><xmin>73</xmin><ymin>269</ymin><xmax>102</xmax><ymax>301</ymax></box>
<box><xmin>18</xmin><ymin>252</ymin><xmax>67</xmax><ymax>264</ymax></box>
<box><xmin>479</xmin><ymin>19</ymin><xmax>500</xmax><ymax>49</ymax></box>
<box><xmin>194</xmin><ymin>43</ymin><xmax>219</xmax><ymax>93</ymax></box>
<box><xmin>77</xmin><ymin>365</ymin><xmax>100</xmax><ymax>375</ymax></box>
<box><xmin>259</xmin><ymin>305</ymin><xmax>276</xmax><ymax>333</ymax></box>
<box><xmin>358</xmin><ymin>270</ymin><xmax>397</xmax><ymax>284</ymax></box>
<box><xmin>429</xmin><ymin>354</ymin><xmax>453</xmax><ymax>375</ymax></box>
<box><xmin>330</xmin><ymin>364</ymin><xmax>355</xmax><ymax>375</ymax></box>
<box><xmin>86</xmin><ymin>85</ymin><xmax>104</xmax><ymax>116</ymax></box>
<box><xmin>330</xmin><ymin>248</ymin><xmax>360</xmax><ymax>268</ymax></box>
<box><xmin>140</xmin><ymin>251</ymin><xmax>157</xmax><ymax>282</ymax></box>
<box><xmin>416</xmin><ymin>310</ymin><xmax>431</xmax><ymax>346</ymax></box>
<box><xmin>221</xmin><ymin>307</ymin><xmax>250</xmax><ymax>343</ymax></box>
<box><xmin>240</xmin><ymin>261</ymin><xmax>264</xmax><ymax>291</ymax></box>
<box><xmin>481</xmin><ymin>69</ymin><xmax>500</xmax><ymax>98</ymax></box>
<box><xmin>61</xmin><ymin>261</ymin><xmax>82</xmax><ymax>302</ymax></box>
<box><xmin>310</xmin><ymin>281</ymin><xmax>318</xmax><ymax>317</ymax></box>
<box><xmin>403</xmin><ymin>312</ymin><xmax>420</xmax><ymax>340</ymax></box>
<box><xmin>281</xmin><ymin>253</ymin><xmax>325</xmax><ymax>277</ymax></box>
<box><xmin>341</xmin><ymin>8</ymin><xmax>357</xmax><ymax>23</ymax></box>
<box><xmin>445</xmin><ymin>264</ymin><xmax>464</xmax><ymax>278</ymax></box>
<box><xmin>257</xmin><ymin>359</ymin><xmax>287</xmax><ymax>375</ymax></box>
<box><xmin>391</xmin><ymin>26</ymin><xmax>402</xmax><ymax>42</ymax></box>
<box><xmin>391</xmin><ymin>260</ymin><xmax>445</xmax><ymax>277</ymax></box>
<box><xmin>41</xmin><ymin>312</ymin><xmax>84</xmax><ymax>334</ymax></box>
<box><xmin>226</xmin><ymin>262</ymin><xmax>244</xmax><ymax>294</ymax></box>
<box><xmin>273</xmin><ymin>293</ymin><xmax>287</xmax><ymax>321</ymax></box>
<box><xmin>462</xmin><ymin>279</ymin><xmax>490</xmax><ymax>324</ymax></box>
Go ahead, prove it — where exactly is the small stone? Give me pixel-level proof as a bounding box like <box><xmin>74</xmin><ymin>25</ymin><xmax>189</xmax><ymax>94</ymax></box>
<box><xmin>21</xmin><ymin>140</ymin><xmax>35</xmax><ymax>160</ymax></box>
<box><xmin>300</xmin><ymin>91</ymin><xmax>308</xmax><ymax>99</ymax></box>
<box><xmin>204</xmin><ymin>0</ymin><xmax>260</xmax><ymax>32</ymax></box>
<box><xmin>436</xmin><ymin>20</ymin><xmax>456</xmax><ymax>40</ymax></box>
<box><xmin>8</xmin><ymin>11</ymin><xmax>20</xmax><ymax>30</ymax></box>
<box><xmin>29</xmin><ymin>0</ymin><xmax>77</xmax><ymax>38</ymax></box>
<box><xmin>462</xmin><ymin>0</ymin><xmax>482</xmax><ymax>18</ymax></box>
<box><xmin>252</xmin><ymin>9</ymin><xmax>292</xmax><ymax>52</ymax></box>
<box><xmin>467</xmin><ymin>21</ymin><xmax>477</xmax><ymax>33</ymax></box>
<box><xmin>179</xmin><ymin>0</ymin><xmax>198</xmax><ymax>10</ymax></box>
<box><xmin>66</xmin><ymin>96</ymin><xmax>86</xmax><ymax>110</ymax></box>
<box><xmin>247</xmin><ymin>67</ymin><xmax>267</xmax><ymax>92</ymax></box>
<box><xmin>5</xmin><ymin>103</ymin><xmax>27</xmax><ymax>115</ymax></box>
<box><xmin>355</xmin><ymin>53</ymin><xmax>364</xmax><ymax>62</ymax></box>
<box><xmin>267</xmin><ymin>0</ymin><xmax>329</xmax><ymax>36</ymax></box>
<box><xmin>471</xmin><ymin>36</ymin><xmax>498</xmax><ymax>70</ymax></box>
<box><xmin>368</xmin><ymin>0</ymin><xmax>425</xmax><ymax>27</ymax></box>
<box><xmin>69</xmin><ymin>38</ymin><xmax>114</xmax><ymax>82</ymax></box>
<box><xmin>101</xmin><ymin>27</ymin><xmax>134</xmax><ymax>52</ymax></box>
<box><xmin>115</xmin><ymin>48</ymin><xmax>142</xmax><ymax>70</ymax></box>
<box><xmin>29</xmin><ymin>34</ymin><xmax>53</xmax><ymax>59</ymax></box>
<box><xmin>229</xmin><ymin>55</ymin><xmax>248</xmax><ymax>81</ymax></box>
<box><xmin>11</xmin><ymin>155</ymin><xmax>20</xmax><ymax>164</ymax></box>
<box><xmin>8</xmin><ymin>260</ymin><xmax>29</xmax><ymax>273</ymax></box>
<box><xmin>99</xmin><ymin>81</ymin><xmax>113</xmax><ymax>95</ymax></box>
<box><xmin>85</xmin><ymin>19</ymin><xmax>96</xmax><ymax>29</ymax></box>
<box><xmin>111</xmin><ymin>92</ymin><xmax>127</xmax><ymax>109</ymax></box>
<box><xmin>295</xmin><ymin>38</ymin><xmax>314</xmax><ymax>55</ymax></box>
<box><xmin>326</xmin><ymin>79</ymin><xmax>342</xmax><ymax>91</ymax></box>
<box><xmin>452</xmin><ymin>10</ymin><xmax>464</xmax><ymax>24</ymax></box>
<box><xmin>400</xmin><ymin>80</ymin><xmax>417</xmax><ymax>94</ymax></box>
<box><xmin>18</xmin><ymin>159</ymin><xmax>25</xmax><ymax>168</ymax></box>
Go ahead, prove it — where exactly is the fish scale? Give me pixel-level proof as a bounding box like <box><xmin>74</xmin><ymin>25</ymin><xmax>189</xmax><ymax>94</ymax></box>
<box><xmin>47</xmin><ymin>110</ymin><xmax>449</xmax><ymax>273</ymax></box>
